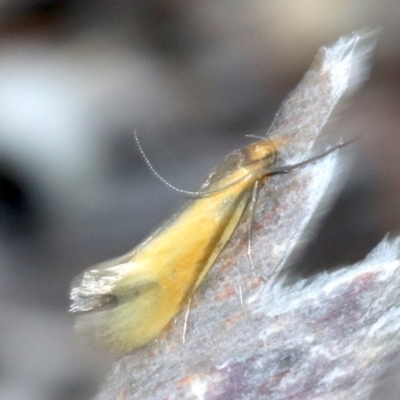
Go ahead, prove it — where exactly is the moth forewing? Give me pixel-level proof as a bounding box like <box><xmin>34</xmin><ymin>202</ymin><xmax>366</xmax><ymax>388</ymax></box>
<box><xmin>70</xmin><ymin>138</ymin><xmax>280</xmax><ymax>352</ymax></box>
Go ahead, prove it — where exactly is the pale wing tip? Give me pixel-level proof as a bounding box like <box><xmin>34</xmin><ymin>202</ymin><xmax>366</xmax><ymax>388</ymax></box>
<box><xmin>70</xmin><ymin>247</ymin><xmax>140</xmax><ymax>316</ymax></box>
<box><xmin>69</xmin><ymin>272</ymin><xmax>104</xmax><ymax>313</ymax></box>
<box><xmin>69</xmin><ymin>261</ymin><xmax>131</xmax><ymax>313</ymax></box>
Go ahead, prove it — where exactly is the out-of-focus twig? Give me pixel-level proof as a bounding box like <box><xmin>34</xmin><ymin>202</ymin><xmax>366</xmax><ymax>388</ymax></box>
<box><xmin>96</xmin><ymin>32</ymin><xmax>395</xmax><ymax>400</ymax></box>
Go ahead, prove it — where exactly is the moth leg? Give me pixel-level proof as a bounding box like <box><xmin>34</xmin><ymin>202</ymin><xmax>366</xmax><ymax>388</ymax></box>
<box><xmin>182</xmin><ymin>298</ymin><xmax>192</xmax><ymax>344</ymax></box>
<box><xmin>247</xmin><ymin>180</ymin><xmax>261</xmax><ymax>271</ymax></box>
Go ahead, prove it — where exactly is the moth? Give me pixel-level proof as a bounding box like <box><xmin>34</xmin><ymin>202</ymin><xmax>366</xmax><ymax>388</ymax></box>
<box><xmin>70</xmin><ymin>131</ymin><xmax>349</xmax><ymax>353</ymax></box>
<box><xmin>70</xmin><ymin>30</ymin><xmax>376</xmax><ymax>353</ymax></box>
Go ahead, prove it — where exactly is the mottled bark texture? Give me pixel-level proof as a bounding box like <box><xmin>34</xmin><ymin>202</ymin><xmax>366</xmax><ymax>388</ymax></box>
<box><xmin>96</xmin><ymin>32</ymin><xmax>395</xmax><ymax>400</ymax></box>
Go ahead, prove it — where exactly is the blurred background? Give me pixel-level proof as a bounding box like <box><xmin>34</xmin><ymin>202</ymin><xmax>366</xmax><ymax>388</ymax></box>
<box><xmin>0</xmin><ymin>1</ymin><xmax>400</xmax><ymax>399</ymax></box>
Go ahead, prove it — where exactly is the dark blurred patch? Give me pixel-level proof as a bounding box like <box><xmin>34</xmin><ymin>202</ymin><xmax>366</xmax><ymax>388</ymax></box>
<box><xmin>0</xmin><ymin>162</ymin><xmax>42</xmax><ymax>237</ymax></box>
<box><xmin>26</xmin><ymin>0</ymin><xmax>67</xmax><ymax>15</ymax></box>
<box><xmin>0</xmin><ymin>0</ymin><xmax>69</xmax><ymax>36</ymax></box>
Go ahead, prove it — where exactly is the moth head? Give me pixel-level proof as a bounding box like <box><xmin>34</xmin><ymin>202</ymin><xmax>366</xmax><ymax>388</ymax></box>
<box><xmin>245</xmin><ymin>139</ymin><xmax>278</xmax><ymax>167</ymax></box>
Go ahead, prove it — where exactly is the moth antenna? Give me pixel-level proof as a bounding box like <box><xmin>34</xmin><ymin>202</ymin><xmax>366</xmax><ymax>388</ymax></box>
<box><xmin>134</xmin><ymin>130</ymin><xmax>206</xmax><ymax>196</ymax></box>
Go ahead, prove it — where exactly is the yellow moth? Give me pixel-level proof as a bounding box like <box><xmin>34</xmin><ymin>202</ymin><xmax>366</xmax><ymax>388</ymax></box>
<box><xmin>70</xmin><ymin>133</ymin><xmax>348</xmax><ymax>353</ymax></box>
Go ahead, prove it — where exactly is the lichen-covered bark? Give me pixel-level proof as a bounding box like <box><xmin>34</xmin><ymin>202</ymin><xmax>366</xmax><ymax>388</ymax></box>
<box><xmin>96</xmin><ymin>32</ymin><xmax>394</xmax><ymax>400</ymax></box>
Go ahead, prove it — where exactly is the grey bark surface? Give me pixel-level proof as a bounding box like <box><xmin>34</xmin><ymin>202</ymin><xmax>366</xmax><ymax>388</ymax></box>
<box><xmin>96</xmin><ymin>32</ymin><xmax>397</xmax><ymax>400</ymax></box>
